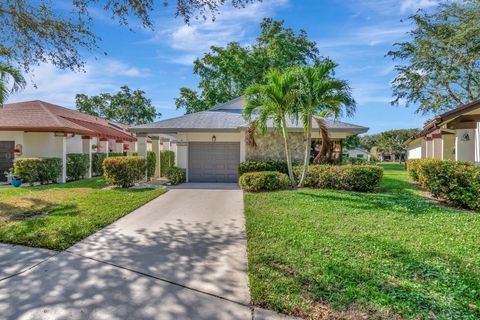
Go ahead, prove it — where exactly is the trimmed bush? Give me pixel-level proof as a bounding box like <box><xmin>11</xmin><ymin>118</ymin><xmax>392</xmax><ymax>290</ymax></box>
<box><xmin>92</xmin><ymin>153</ymin><xmax>107</xmax><ymax>176</ymax></box>
<box><xmin>103</xmin><ymin>156</ymin><xmax>145</xmax><ymax>188</ymax></box>
<box><xmin>344</xmin><ymin>157</ymin><xmax>368</xmax><ymax>165</ymax></box>
<box><xmin>160</xmin><ymin>150</ymin><xmax>175</xmax><ymax>177</ymax></box>
<box><xmin>14</xmin><ymin>158</ymin><xmax>62</xmax><ymax>185</ymax></box>
<box><xmin>66</xmin><ymin>153</ymin><xmax>89</xmax><ymax>181</ymax></box>
<box><xmin>294</xmin><ymin>164</ymin><xmax>383</xmax><ymax>192</ymax></box>
<box><xmin>238</xmin><ymin>160</ymin><xmax>292</xmax><ymax>176</ymax></box>
<box><xmin>165</xmin><ymin>166</ymin><xmax>185</xmax><ymax>185</ymax></box>
<box><xmin>108</xmin><ymin>152</ymin><xmax>125</xmax><ymax>157</ymax></box>
<box><xmin>146</xmin><ymin>151</ymin><xmax>156</xmax><ymax>179</ymax></box>
<box><xmin>239</xmin><ymin>171</ymin><xmax>291</xmax><ymax>192</ymax></box>
<box><xmin>407</xmin><ymin>159</ymin><xmax>480</xmax><ymax>209</ymax></box>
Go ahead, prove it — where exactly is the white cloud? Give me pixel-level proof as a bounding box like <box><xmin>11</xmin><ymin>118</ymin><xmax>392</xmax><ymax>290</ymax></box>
<box><xmin>6</xmin><ymin>58</ymin><xmax>149</xmax><ymax>107</ymax></box>
<box><xmin>400</xmin><ymin>0</ymin><xmax>437</xmax><ymax>13</ymax></box>
<box><xmin>153</xmin><ymin>0</ymin><xmax>288</xmax><ymax>65</ymax></box>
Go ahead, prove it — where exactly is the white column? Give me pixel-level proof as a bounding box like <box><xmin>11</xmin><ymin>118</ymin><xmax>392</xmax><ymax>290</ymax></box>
<box><xmin>137</xmin><ymin>134</ymin><xmax>148</xmax><ymax>156</ymax></box>
<box><xmin>55</xmin><ymin>135</ymin><xmax>67</xmax><ymax>183</ymax></box>
<box><xmin>115</xmin><ymin>140</ymin><xmax>124</xmax><ymax>154</ymax></box>
<box><xmin>82</xmin><ymin>136</ymin><xmax>92</xmax><ymax>178</ymax></box>
<box><xmin>151</xmin><ymin>136</ymin><xmax>160</xmax><ymax>178</ymax></box>
<box><xmin>475</xmin><ymin>122</ymin><xmax>480</xmax><ymax>164</ymax></box>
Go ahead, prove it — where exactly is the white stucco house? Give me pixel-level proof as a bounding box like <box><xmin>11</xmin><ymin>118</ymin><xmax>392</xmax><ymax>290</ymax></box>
<box><xmin>131</xmin><ymin>96</ymin><xmax>369</xmax><ymax>182</ymax></box>
<box><xmin>346</xmin><ymin>148</ymin><xmax>370</xmax><ymax>160</ymax></box>
<box><xmin>0</xmin><ymin>100</ymin><xmax>140</xmax><ymax>183</ymax></box>
<box><xmin>405</xmin><ymin>99</ymin><xmax>480</xmax><ymax>164</ymax></box>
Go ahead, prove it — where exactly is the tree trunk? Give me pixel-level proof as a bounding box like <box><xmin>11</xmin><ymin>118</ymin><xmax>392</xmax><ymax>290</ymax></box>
<box><xmin>298</xmin><ymin>116</ymin><xmax>312</xmax><ymax>187</ymax></box>
<box><xmin>313</xmin><ymin>118</ymin><xmax>330</xmax><ymax>164</ymax></box>
<box><xmin>281</xmin><ymin>118</ymin><xmax>296</xmax><ymax>186</ymax></box>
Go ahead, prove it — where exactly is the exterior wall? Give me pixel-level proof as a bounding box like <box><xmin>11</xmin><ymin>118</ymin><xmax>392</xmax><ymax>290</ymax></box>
<box><xmin>455</xmin><ymin>129</ymin><xmax>476</xmax><ymax>162</ymax></box>
<box><xmin>432</xmin><ymin>138</ymin><xmax>442</xmax><ymax>159</ymax></box>
<box><xmin>442</xmin><ymin>134</ymin><xmax>455</xmax><ymax>160</ymax></box>
<box><xmin>425</xmin><ymin>139</ymin><xmax>433</xmax><ymax>158</ymax></box>
<box><xmin>407</xmin><ymin>141</ymin><xmax>422</xmax><ymax>159</ymax></box>
<box><xmin>245</xmin><ymin>131</ymin><xmax>305</xmax><ymax>163</ymax></box>
<box><xmin>347</xmin><ymin>149</ymin><xmax>369</xmax><ymax>159</ymax></box>
<box><xmin>66</xmin><ymin>135</ymin><xmax>83</xmax><ymax>154</ymax></box>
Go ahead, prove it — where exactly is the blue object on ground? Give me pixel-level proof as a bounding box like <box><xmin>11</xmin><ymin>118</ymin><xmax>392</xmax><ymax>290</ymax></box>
<box><xmin>11</xmin><ymin>179</ymin><xmax>22</xmax><ymax>187</ymax></box>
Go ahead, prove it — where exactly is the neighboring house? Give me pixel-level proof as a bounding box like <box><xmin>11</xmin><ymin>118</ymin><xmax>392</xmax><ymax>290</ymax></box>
<box><xmin>0</xmin><ymin>100</ymin><xmax>139</xmax><ymax>182</ymax></box>
<box><xmin>131</xmin><ymin>96</ymin><xmax>369</xmax><ymax>182</ymax></box>
<box><xmin>346</xmin><ymin>148</ymin><xmax>370</xmax><ymax>160</ymax></box>
<box><xmin>405</xmin><ymin>99</ymin><xmax>480</xmax><ymax>164</ymax></box>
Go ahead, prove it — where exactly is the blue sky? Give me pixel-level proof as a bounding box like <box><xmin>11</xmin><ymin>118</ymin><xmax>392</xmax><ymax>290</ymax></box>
<box><xmin>9</xmin><ymin>0</ymin><xmax>440</xmax><ymax>134</ymax></box>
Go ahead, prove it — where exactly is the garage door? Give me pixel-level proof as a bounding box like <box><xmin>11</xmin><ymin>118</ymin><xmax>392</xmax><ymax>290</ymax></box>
<box><xmin>188</xmin><ymin>142</ymin><xmax>240</xmax><ymax>182</ymax></box>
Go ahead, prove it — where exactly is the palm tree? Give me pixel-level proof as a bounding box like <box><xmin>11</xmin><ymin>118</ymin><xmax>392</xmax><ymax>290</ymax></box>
<box><xmin>0</xmin><ymin>63</ymin><xmax>26</xmax><ymax>105</ymax></box>
<box><xmin>294</xmin><ymin>62</ymin><xmax>356</xmax><ymax>187</ymax></box>
<box><xmin>243</xmin><ymin>69</ymin><xmax>299</xmax><ymax>186</ymax></box>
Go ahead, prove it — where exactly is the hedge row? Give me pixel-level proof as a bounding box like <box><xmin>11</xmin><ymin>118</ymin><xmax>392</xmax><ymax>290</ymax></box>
<box><xmin>407</xmin><ymin>159</ymin><xmax>480</xmax><ymax>209</ymax></box>
<box><xmin>238</xmin><ymin>160</ymin><xmax>291</xmax><ymax>176</ymax></box>
<box><xmin>66</xmin><ymin>153</ymin><xmax>89</xmax><ymax>181</ymax></box>
<box><xmin>160</xmin><ymin>150</ymin><xmax>175</xmax><ymax>177</ymax></box>
<box><xmin>103</xmin><ymin>156</ymin><xmax>145</xmax><ymax>188</ymax></box>
<box><xmin>14</xmin><ymin>158</ymin><xmax>62</xmax><ymax>185</ymax></box>
<box><xmin>146</xmin><ymin>151</ymin><xmax>156</xmax><ymax>179</ymax></box>
<box><xmin>92</xmin><ymin>153</ymin><xmax>107</xmax><ymax>176</ymax></box>
<box><xmin>239</xmin><ymin>171</ymin><xmax>291</xmax><ymax>192</ymax></box>
<box><xmin>165</xmin><ymin>166</ymin><xmax>186</xmax><ymax>185</ymax></box>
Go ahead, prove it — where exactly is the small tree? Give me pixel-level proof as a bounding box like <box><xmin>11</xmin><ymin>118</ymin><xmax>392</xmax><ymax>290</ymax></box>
<box><xmin>0</xmin><ymin>62</ymin><xmax>25</xmax><ymax>105</ymax></box>
<box><xmin>243</xmin><ymin>69</ymin><xmax>299</xmax><ymax>186</ymax></box>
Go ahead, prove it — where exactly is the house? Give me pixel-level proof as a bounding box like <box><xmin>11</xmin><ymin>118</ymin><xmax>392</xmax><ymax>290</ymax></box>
<box><xmin>130</xmin><ymin>96</ymin><xmax>369</xmax><ymax>182</ymax></box>
<box><xmin>405</xmin><ymin>99</ymin><xmax>480</xmax><ymax>164</ymax></box>
<box><xmin>346</xmin><ymin>148</ymin><xmax>370</xmax><ymax>160</ymax></box>
<box><xmin>0</xmin><ymin>100</ymin><xmax>139</xmax><ymax>182</ymax></box>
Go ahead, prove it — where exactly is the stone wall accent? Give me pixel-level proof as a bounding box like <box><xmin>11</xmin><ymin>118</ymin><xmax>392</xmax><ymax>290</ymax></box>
<box><xmin>246</xmin><ymin>131</ymin><xmax>305</xmax><ymax>163</ymax></box>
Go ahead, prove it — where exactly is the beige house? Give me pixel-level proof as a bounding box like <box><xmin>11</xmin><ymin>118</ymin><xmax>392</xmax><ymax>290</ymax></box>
<box><xmin>0</xmin><ymin>100</ymin><xmax>141</xmax><ymax>183</ymax></box>
<box><xmin>131</xmin><ymin>97</ymin><xmax>369</xmax><ymax>182</ymax></box>
<box><xmin>405</xmin><ymin>99</ymin><xmax>480</xmax><ymax>164</ymax></box>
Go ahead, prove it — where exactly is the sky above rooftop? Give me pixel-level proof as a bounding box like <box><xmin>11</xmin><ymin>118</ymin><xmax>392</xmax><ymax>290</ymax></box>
<box><xmin>8</xmin><ymin>0</ymin><xmax>439</xmax><ymax>134</ymax></box>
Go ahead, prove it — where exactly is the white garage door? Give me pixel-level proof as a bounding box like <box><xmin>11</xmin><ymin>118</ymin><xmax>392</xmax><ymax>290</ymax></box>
<box><xmin>188</xmin><ymin>142</ymin><xmax>240</xmax><ymax>182</ymax></box>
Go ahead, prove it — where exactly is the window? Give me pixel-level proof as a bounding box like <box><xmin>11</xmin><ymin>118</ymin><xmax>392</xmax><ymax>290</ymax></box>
<box><xmin>357</xmin><ymin>154</ymin><xmax>364</xmax><ymax>158</ymax></box>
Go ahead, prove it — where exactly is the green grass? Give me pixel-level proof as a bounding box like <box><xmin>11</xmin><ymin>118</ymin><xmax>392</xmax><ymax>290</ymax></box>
<box><xmin>0</xmin><ymin>177</ymin><xmax>166</xmax><ymax>250</ymax></box>
<box><xmin>244</xmin><ymin>164</ymin><xmax>480</xmax><ymax>319</ymax></box>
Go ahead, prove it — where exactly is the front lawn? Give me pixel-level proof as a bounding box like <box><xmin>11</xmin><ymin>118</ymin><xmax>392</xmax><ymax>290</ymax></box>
<box><xmin>245</xmin><ymin>164</ymin><xmax>480</xmax><ymax>319</ymax></box>
<box><xmin>0</xmin><ymin>177</ymin><xmax>166</xmax><ymax>250</ymax></box>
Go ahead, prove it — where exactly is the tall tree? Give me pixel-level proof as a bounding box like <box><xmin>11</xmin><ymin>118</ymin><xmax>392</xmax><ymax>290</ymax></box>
<box><xmin>243</xmin><ymin>69</ymin><xmax>299</xmax><ymax>186</ymax></box>
<box><xmin>176</xmin><ymin>18</ymin><xmax>321</xmax><ymax>113</ymax></box>
<box><xmin>0</xmin><ymin>0</ymin><xmax>260</xmax><ymax>72</ymax></box>
<box><xmin>388</xmin><ymin>1</ymin><xmax>480</xmax><ymax>114</ymax></box>
<box><xmin>0</xmin><ymin>62</ymin><xmax>25</xmax><ymax>105</ymax></box>
<box><xmin>344</xmin><ymin>135</ymin><xmax>361</xmax><ymax>151</ymax></box>
<box><xmin>293</xmin><ymin>62</ymin><xmax>355</xmax><ymax>187</ymax></box>
<box><xmin>376</xmin><ymin>129</ymin><xmax>420</xmax><ymax>161</ymax></box>
<box><xmin>76</xmin><ymin>85</ymin><xmax>159</xmax><ymax>125</ymax></box>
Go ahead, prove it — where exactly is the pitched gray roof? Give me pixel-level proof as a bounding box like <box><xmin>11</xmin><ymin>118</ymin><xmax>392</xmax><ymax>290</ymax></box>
<box><xmin>131</xmin><ymin>98</ymin><xmax>369</xmax><ymax>134</ymax></box>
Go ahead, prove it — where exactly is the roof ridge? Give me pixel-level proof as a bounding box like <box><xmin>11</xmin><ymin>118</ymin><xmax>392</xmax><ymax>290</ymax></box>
<box><xmin>37</xmin><ymin>101</ymin><xmax>65</xmax><ymax>127</ymax></box>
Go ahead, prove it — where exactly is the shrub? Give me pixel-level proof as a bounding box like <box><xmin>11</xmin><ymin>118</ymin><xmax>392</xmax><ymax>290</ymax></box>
<box><xmin>344</xmin><ymin>157</ymin><xmax>368</xmax><ymax>165</ymax></box>
<box><xmin>14</xmin><ymin>158</ymin><xmax>62</xmax><ymax>185</ymax></box>
<box><xmin>103</xmin><ymin>156</ymin><xmax>145</xmax><ymax>188</ymax></box>
<box><xmin>146</xmin><ymin>151</ymin><xmax>156</xmax><ymax>179</ymax></box>
<box><xmin>165</xmin><ymin>166</ymin><xmax>185</xmax><ymax>185</ymax></box>
<box><xmin>239</xmin><ymin>160</ymin><xmax>291</xmax><ymax>175</ymax></box>
<box><xmin>239</xmin><ymin>171</ymin><xmax>291</xmax><ymax>192</ymax></box>
<box><xmin>160</xmin><ymin>150</ymin><xmax>175</xmax><ymax>177</ymax></box>
<box><xmin>92</xmin><ymin>153</ymin><xmax>107</xmax><ymax>176</ymax></box>
<box><xmin>66</xmin><ymin>153</ymin><xmax>89</xmax><ymax>181</ymax></box>
<box><xmin>408</xmin><ymin>159</ymin><xmax>480</xmax><ymax>209</ymax></box>
<box><xmin>108</xmin><ymin>152</ymin><xmax>125</xmax><ymax>157</ymax></box>
<box><xmin>294</xmin><ymin>164</ymin><xmax>383</xmax><ymax>192</ymax></box>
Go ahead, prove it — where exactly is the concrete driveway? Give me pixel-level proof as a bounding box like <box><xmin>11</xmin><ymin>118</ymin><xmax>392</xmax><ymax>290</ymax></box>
<box><xmin>0</xmin><ymin>184</ymin><xmax>290</xmax><ymax>319</ymax></box>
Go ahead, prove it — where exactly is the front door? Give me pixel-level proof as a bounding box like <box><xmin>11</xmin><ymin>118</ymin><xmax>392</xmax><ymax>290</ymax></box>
<box><xmin>0</xmin><ymin>141</ymin><xmax>15</xmax><ymax>181</ymax></box>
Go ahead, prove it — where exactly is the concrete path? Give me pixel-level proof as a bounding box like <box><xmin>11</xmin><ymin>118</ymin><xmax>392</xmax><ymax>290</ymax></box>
<box><xmin>0</xmin><ymin>184</ymin><xmax>296</xmax><ymax>319</ymax></box>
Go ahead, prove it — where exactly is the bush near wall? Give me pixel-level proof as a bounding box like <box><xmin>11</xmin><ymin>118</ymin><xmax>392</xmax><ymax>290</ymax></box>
<box><xmin>103</xmin><ymin>156</ymin><xmax>145</xmax><ymax>188</ymax></box>
<box><xmin>66</xmin><ymin>154</ymin><xmax>89</xmax><ymax>181</ymax></box>
<box><xmin>146</xmin><ymin>151</ymin><xmax>156</xmax><ymax>179</ymax></box>
<box><xmin>14</xmin><ymin>158</ymin><xmax>62</xmax><ymax>185</ymax></box>
<box><xmin>92</xmin><ymin>153</ymin><xmax>107</xmax><ymax>176</ymax></box>
<box><xmin>406</xmin><ymin>159</ymin><xmax>480</xmax><ymax>210</ymax></box>
<box><xmin>294</xmin><ymin>165</ymin><xmax>383</xmax><ymax>192</ymax></box>
<box><xmin>165</xmin><ymin>166</ymin><xmax>186</xmax><ymax>185</ymax></box>
<box><xmin>238</xmin><ymin>160</ymin><xmax>291</xmax><ymax>176</ymax></box>
<box><xmin>108</xmin><ymin>152</ymin><xmax>125</xmax><ymax>157</ymax></box>
<box><xmin>239</xmin><ymin>171</ymin><xmax>291</xmax><ymax>192</ymax></box>
<box><xmin>160</xmin><ymin>150</ymin><xmax>175</xmax><ymax>177</ymax></box>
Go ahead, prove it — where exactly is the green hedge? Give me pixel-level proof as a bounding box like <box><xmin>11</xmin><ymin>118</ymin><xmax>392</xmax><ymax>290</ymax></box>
<box><xmin>343</xmin><ymin>157</ymin><xmax>369</xmax><ymax>165</ymax></box>
<box><xmin>406</xmin><ymin>159</ymin><xmax>480</xmax><ymax>209</ymax></box>
<box><xmin>66</xmin><ymin>153</ymin><xmax>89</xmax><ymax>181</ymax></box>
<box><xmin>238</xmin><ymin>160</ymin><xmax>291</xmax><ymax>175</ymax></box>
<box><xmin>92</xmin><ymin>153</ymin><xmax>107</xmax><ymax>176</ymax></box>
<box><xmin>108</xmin><ymin>152</ymin><xmax>125</xmax><ymax>157</ymax></box>
<box><xmin>14</xmin><ymin>158</ymin><xmax>62</xmax><ymax>185</ymax></box>
<box><xmin>165</xmin><ymin>166</ymin><xmax>186</xmax><ymax>185</ymax></box>
<box><xmin>160</xmin><ymin>150</ymin><xmax>175</xmax><ymax>177</ymax></box>
<box><xmin>146</xmin><ymin>151</ymin><xmax>156</xmax><ymax>179</ymax></box>
<box><xmin>103</xmin><ymin>156</ymin><xmax>146</xmax><ymax>188</ymax></box>
<box><xmin>294</xmin><ymin>164</ymin><xmax>383</xmax><ymax>192</ymax></box>
<box><xmin>239</xmin><ymin>171</ymin><xmax>291</xmax><ymax>192</ymax></box>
